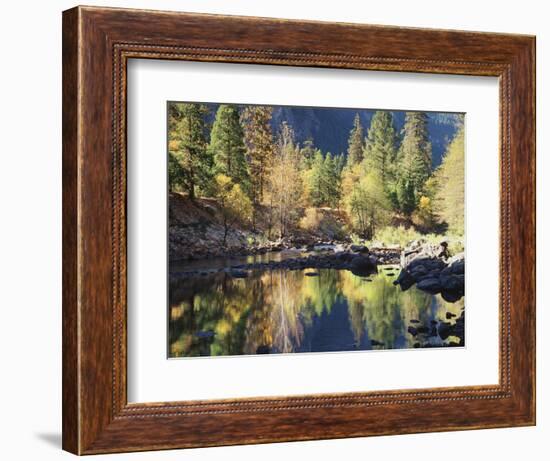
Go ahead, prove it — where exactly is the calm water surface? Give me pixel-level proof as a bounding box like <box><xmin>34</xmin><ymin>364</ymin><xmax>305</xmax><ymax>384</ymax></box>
<box><xmin>168</xmin><ymin>255</ymin><xmax>464</xmax><ymax>358</ymax></box>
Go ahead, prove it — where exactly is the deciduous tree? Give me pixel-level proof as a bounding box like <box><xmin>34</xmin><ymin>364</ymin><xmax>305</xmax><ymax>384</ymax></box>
<box><xmin>213</xmin><ymin>174</ymin><xmax>253</xmax><ymax>246</ymax></box>
<box><xmin>266</xmin><ymin>123</ymin><xmax>303</xmax><ymax>237</ymax></box>
<box><xmin>434</xmin><ymin>127</ymin><xmax>465</xmax><ymax>234</ymax></box>
<box><xmin>345</xmin><ymin>171</ymin><xmax>392</xmax><ymax>239</ymax></box>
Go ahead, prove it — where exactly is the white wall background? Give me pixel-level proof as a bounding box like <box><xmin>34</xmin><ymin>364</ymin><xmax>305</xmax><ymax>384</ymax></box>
<box><xmin>0</xmin><ymin>0</ymin><xmax>545</xmax><ymax>459</ymax></box>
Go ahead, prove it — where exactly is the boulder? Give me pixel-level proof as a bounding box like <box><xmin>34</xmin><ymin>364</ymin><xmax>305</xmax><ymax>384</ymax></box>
<box><xmin>393</xmin><ymin>269</ymin><xmax>416</xmax><ymax>290</ymax></box>
<box><xmin>394</xmin><ymin>242</ymin><xmax>464</xmax><ymax>301</ymax></box>
<box><xmin>438</xmin><ymin>322</ymin><xmax>453</xmax><ymax>340</ymax></box>
<box><xmin>450</xmin><ymin>258</ymin><xmax>465</xmax><ymax>275</ymax></box>
<box><xmin>350</xmin><ymin>244</ymin><xmax>370</xmax><ymax>254</ymax></box>
<box><xmin>335</xmin><ymin>252</ymin><xmax>351</xmax><ymax>263</ymax></box>
<box><xmin>349</xmin><ymin>255</ymin><xmax>377</xmax><ymax>276</ymax></box>
<box><xmin>401</xmin><ymin>241</ymin><xmax>450</xmax><ymax>268</ymax></box>
<box><xmin>440</xmin><ymin>290</ymin><xmax>463</xmax><ymax>303</ymax></box>
<box><xmin>410</xmin><ymin>264</ymin><xmax>428</xmax><ymax>278</ymax></box>
<box><xmin>443</xmin><ymin>252</ymin><xmax>465</xmax><ymax>275</ymax></box>
<box><xmin>416</xmin><ymin>277</ymin><xmax>442</xmax><ymax>293</ymax></box>
<box><xmin>440</xmin><ymin>274</ymin><xmax>463</xmax><ymax>292</ymax></box>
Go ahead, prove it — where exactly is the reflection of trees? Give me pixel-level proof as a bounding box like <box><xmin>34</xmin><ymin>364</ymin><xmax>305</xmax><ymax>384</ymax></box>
<box><xmin>339</xmin><ymin>272</ymin><xmax>410</xmax><ymax>348</ymax></box>
<box><xmin>301</xmin><ymin>270</ymin><xmax>340</xmax><ymax>316</ymax></box>
<box><xmin>240</xmin><ymin>271</ymin><xmax>304</xmax><ymax>354</ymax></box>
<box><xmin>169</xmin><ymin>273</ymin><xmax>254</xmax><ymax>357</ymax></box>
<box><xmin>242</xmin><ymin>275</ymin><xmax>272</xmax><ymax>354</ymax></box>
<box><xmin>168</xmin><ymin>267</ymin><xmax>465</xmax><ymax>357</ymax></box>
<box><xmin>270</xmin><ymin>272</ymin><xmax>304</xmax><ymax>353</ymax></box>
<box><xmin>338</xmin><ymin>271</ymin><xmax>461</xmax><ymax>349</ymax></box>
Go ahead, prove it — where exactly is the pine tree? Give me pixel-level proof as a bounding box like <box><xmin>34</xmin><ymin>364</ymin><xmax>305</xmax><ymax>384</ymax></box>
<box><xmin>395</xmin><ymin>111</ymin><xmax>432</xmax><ymax>215</ymax></box>
<box><xmin>334</xmin><ymin>153</ymin><xmax>346</xmax><ymax>175</ymax></box>
<box><xmin>395</xmin><ymin>177</ymin><xmax>416</xmax><ymax>216</ymax></box>
<box><xmin>241</xmin><ymin>106</ymin><xmax>274</xmax><ymax>216</ymax></box>
<box><xmin>306</xmin><ymin>150</ymin><xmax>325</xmax><ymax>207</ymax></box>
<box><xmin>347</xmin><ymin>113</ymin><xmax>364</xmax><ymax>165</ymax></box>
<box><xmin>303</xmin><ymin>151</ymin><xmax>342</xmax><ymax>208</ymax></box>
<box><xmin>300</xmin><ymin>138</ymin><xmax>316</xmax><ymax>169</ymax></box>
<box><xmin>322</xmin><ymin>153</ymin><xmax>341</xmax><ymax>207</ymax></box>
<box><xmin>208</xmin><ymin>105</ymin><xmax>250</xmax><ymax>194</ymax></box>
<box><xmin>364</xmin><ymin>111</ymin><xmax>397</xmax><ymax>183</ymax></box>
<box><xmin>167</xmin><ymin>102</ymin><xmax>210</xmax><ymax>199</ymax></box>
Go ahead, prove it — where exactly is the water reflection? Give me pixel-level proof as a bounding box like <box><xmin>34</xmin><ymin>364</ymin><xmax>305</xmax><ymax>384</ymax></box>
<box><xmin>168</xmin><ymin>268</ymin><xmax>464</xmax><ymax>358</ymax></box>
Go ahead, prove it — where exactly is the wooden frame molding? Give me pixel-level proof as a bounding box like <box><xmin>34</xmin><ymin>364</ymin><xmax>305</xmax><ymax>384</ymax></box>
<box><xmin>62</xmin><ymin>5</ymin><xmax>535</xmax><ymax>455</ymax></box>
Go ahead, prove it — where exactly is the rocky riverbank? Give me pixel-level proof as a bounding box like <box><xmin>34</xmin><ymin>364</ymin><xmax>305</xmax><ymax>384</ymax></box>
<box><xmin>170</xmin><ymin>240</ymin><xmax>465</xmax><ymax>304</ymax></box>
<box><xmin>169</xmin><ymin>244</ymin><xmax>402</xmax><ymax>281</ymax></box>
<box><xmin>394</xmin><ymin>240</ymin><xmax>465</xmax><ymax>301</ymax></box>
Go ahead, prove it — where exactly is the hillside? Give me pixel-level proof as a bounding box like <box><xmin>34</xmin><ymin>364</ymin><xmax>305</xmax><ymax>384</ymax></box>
<box><xmin>169</xmin><ymin>192</ymin><xmax>348</xmax><ymax>261</ymax></box>
<box><xmin>200</xmin><ymin>102</ymin><xmax>461</xmax><ymax>168</ymax></box>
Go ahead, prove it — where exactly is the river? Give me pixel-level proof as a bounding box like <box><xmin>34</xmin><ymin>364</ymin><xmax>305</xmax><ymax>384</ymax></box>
<box><xmin>168</xmin><ymin>251</ymin><xmax>465</xmax><ymax>358</ymax></box>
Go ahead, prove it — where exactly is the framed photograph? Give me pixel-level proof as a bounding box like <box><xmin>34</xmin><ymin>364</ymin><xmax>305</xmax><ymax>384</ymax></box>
<box><xmin>62</xmin><ymin>6</ymin><xmax>535</xmax><ymax>455</ymax></box>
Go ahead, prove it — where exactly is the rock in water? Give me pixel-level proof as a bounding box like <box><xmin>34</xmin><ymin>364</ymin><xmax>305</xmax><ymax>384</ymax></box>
<box><xmin>440</xmin><ymin>290</ymin><xmax>463</xmax><ymax>303</ymax></box>
<box><xmin>350</xmin><ymin>244</ymin><xmax>370</xmax><ymax>254</ymax></box>
<box><xmin>440</xmin><ymin>274</ymin><xmax>463</xmax><ymax>292</ymax></box>
<box><xmin>395</xmin><ymin>242</ymin><xmax>464</xmax><ymax>300</ymax></box>
<box><xmin>409</xmin><ymin>264</ymin><xmax>428</xmax><ymax>279</ymax></box>
<box><xmin>349</xmin><ymin>255</ymin><xmax>377</xmax><ymax>276</ymax></box>
<box><xmin>438</xmin><ymin>322</ymin><xmax>453</xmax><ymax>340</ymax></box>
<box><xmin>394</xmin><ymin>269</ymin><xmax>416</xmax><ymax>290</ymax></box>
<box><xmin>195</xmin><ymin>330</ymin><xmax>215</xmax><ymax>338</ymax></box>
<box><xmin>416</xmin><ymin>277</ymin><xmax>442</xmax><ymax>293</ymax></box>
